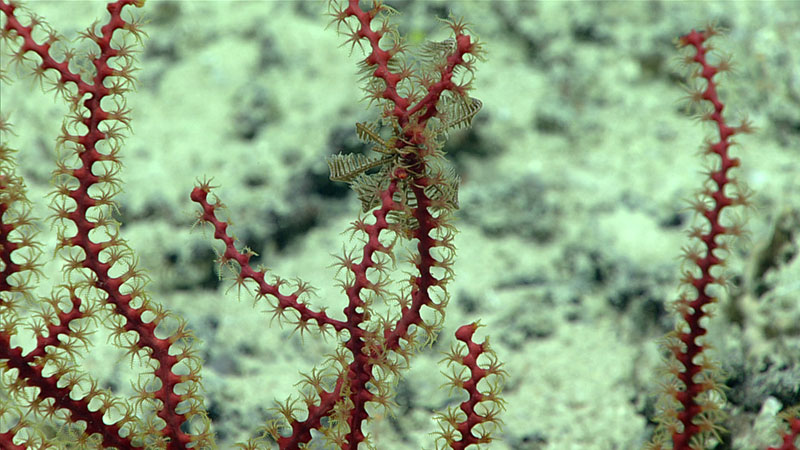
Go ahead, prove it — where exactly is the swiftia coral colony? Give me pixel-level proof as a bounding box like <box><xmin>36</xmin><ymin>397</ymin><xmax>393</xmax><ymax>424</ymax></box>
<box><xmin>0</xmin><ymin>0</ymin><xmax>504</xmax><ymax>448</ymax></box>
<box><xmin>0</xmin><ymin>1</ymin><xmax>799</xmax><ymax>449</ymax></box>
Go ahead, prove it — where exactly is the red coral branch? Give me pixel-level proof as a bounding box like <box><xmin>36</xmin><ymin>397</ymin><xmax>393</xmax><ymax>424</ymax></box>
<box><xmin>648</xmin><ymin>24</ymin><xmax>755</xmax><ymax>450</ymax></box>
<box><xmin>434</xmin><ymin>323</ymin><xmax>506</xmax><ymax>449</ymax></box>
<box><xmin>768</xmin><ymin>407</ymin><xmax>800</xmax><ymax>450</ymax></box>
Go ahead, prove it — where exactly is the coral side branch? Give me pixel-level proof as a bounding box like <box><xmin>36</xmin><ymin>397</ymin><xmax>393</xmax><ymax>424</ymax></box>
<box><xmin>190</xmin><ymin>183</ymin><xmax>349</xmax><ymax>335</ymax></box>
<box><xmin>329</xmin><ymin>0</ymin><xmax>485</xmax><ymax>144</ymax></box>
<box><xmin>434</xmin><ymin>323</ymin><xmax>507</xmax><ymax>449</ymax></box>
<box><xmin>648</xmin><ymin>25</ymin><xmax>754</xmax><ymax>450</ymax></box>
<box><xmin>0</xmin><ymin>284</ymin><xmax>134</xmax><ymax>448</ymax></box>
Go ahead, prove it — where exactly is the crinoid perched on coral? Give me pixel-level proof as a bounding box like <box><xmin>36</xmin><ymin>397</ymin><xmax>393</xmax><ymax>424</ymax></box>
<box><xmin>0</xmin><ymin>0</ymin><xmax>504</xmax><ymax>448</ymax></box>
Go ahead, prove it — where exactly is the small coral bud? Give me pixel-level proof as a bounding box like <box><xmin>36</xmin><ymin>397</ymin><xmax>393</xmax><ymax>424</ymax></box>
<box><xmin>455</xmin><ymin>322</ymin><xmax>478</xmax><ymax>343</ymax></box>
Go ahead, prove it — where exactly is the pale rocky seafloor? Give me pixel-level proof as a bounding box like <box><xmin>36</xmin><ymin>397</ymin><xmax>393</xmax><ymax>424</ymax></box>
<box><xmin>2</xmin><ymin>1</ymin><xmax>800</xmax><ymax>449</ymax></box>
